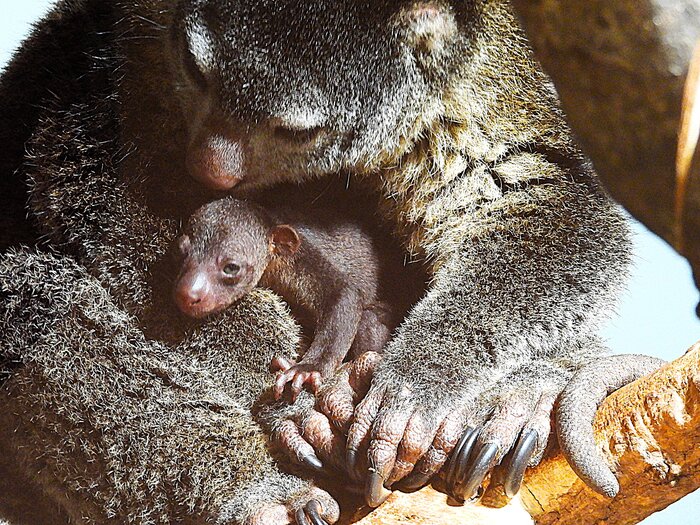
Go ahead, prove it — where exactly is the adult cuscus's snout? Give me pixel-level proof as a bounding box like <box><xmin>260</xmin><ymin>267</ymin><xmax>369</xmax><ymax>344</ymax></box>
<box><xmin>186</xmin><ymin>132</ymin><xmax>245</xmax><ymax>191</ymax></box>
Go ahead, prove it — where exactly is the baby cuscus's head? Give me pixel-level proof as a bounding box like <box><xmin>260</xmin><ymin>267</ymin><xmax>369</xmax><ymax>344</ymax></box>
<box><xmin>173</xmin><ymin>197</ymin><xmax>301</xmax><ymax>318</ymax></box>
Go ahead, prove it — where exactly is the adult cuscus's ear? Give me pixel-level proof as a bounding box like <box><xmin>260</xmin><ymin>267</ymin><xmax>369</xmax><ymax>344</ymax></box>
<box><xmin>271</xmin><ymin>225</ymin><xmax>301</xmax><ymax>257</ymax></box>
<box><xmin>394</xmin><ymin>1</ymin><xmax>458</xmax><ymax>56</ymax></box>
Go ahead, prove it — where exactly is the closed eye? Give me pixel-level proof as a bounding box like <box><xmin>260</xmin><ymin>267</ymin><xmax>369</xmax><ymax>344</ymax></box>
<box><xmin>174</xmin><ymin>16</ymin><xmax>214</xmax><ymax>92</ymax></box>
<box><xmin>273</xmin><ymin>125</ymin><xmax>324</xmax><ymax>144</ymax></box>
<box><xmin>182</xmin><ymin>43</ymin><xmax>209</xmax><ymax>91</ymax></box>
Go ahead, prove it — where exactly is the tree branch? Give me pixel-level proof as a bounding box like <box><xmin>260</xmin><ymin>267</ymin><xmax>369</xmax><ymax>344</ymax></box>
<box><xmin>522</xmin><ymin>343</ymin><xmax>700</xmax><ymax>525</ymax></box>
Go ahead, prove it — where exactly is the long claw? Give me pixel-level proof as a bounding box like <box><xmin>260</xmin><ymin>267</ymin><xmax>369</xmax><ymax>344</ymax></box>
<box><xmin>445</xmin><ymin>427</ymin><xmax>478</xmax><ymax>492</ymax></box>
<box><xmin>296</xmin><ymin>508</ymin><xmax>311</xmax><ymax>525</ymax></box>
<box><xmin>454</xmin><ymin>443</ymin><xmax>499</xmax><ymax>501</ymax></box>
<box><xmin>366</xmin><ymin>471</ymin><xmax>392</xmax><ymax>507</ymax></box>
<box><xmin>301</xmin><ymin>453</ymin><xmax>324</xmax><ymax>472</ymax></box>
<box><xmin>346</xmin><ymin>449</ymin><xmax>360</xmax><ymax>479</ymax></box>
<box><xmin>504</xmin><ymin>430</ymin><xmax>538</xmax><ymax>497</ymax></box>
<box><xmin>305</xmin><ymin>500</ymin><xmax>328</xmax><ymax>525</ymax></box>
<box><xmin>291</xmin><ymin>374</ymin><xmax>306</xmax><ymax>402</ymax></box>
<box><xmin>397</xmin><ymin>471</ymin><xmax>432</xmax><ymax>492</ymax></box>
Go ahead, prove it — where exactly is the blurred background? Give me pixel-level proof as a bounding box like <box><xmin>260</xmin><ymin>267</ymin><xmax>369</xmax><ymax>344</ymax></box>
<box><xmin>1</xmin><ymin>1</ymin><xmax>698</xmax><ymax>524</ymax></box>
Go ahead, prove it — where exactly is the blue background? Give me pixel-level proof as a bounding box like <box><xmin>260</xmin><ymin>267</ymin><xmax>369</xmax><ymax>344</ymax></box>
<box><xmin>1</xmin><ymin>2</ymin><xmax>698</xmax><ymax>523</ymax></box>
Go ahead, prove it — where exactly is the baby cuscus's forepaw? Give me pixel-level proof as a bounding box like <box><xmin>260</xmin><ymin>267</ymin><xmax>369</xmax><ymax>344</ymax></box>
<box><xmin>271</xmin><ymin>355</ymin><xmax>323</xmax><ymax>402</ymax></box>
<box><xmin>556</xmin><ymin>353</ymin><xmax>666</xmax><ymax>498</ymax></box>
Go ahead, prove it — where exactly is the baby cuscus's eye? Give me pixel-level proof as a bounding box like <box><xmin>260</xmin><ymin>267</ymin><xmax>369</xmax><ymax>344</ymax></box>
<box><xmin>223</xmin><ymin>263</ymin><xmax>241</xmax><ymax>276</ymax></box>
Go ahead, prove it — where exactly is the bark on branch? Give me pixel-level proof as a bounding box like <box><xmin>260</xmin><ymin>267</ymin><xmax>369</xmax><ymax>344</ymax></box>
<box><xmin>522</xmin><ymin>342</ymin><xmax>700</xmax><ymax>524</ymax></box>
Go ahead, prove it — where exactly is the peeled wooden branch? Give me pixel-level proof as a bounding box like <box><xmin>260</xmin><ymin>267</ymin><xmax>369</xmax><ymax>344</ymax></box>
<box><xmin>338</xmin><ymin>343</ymin><xmax>700</xmax><ymax>525</ymax></box>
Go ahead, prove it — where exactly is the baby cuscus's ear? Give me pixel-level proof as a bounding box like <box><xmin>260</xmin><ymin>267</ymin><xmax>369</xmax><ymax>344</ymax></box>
<box><xmin>270</xmin><ymin>225</ymin><xmax>301</xmax><ymax>257</ymax></box>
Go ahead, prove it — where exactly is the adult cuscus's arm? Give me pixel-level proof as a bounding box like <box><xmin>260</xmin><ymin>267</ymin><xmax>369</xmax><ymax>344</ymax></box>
<box><xmin>0</xmin><ymin>248</ymin><xmax>339</xmax><ymax>524</ymax></box>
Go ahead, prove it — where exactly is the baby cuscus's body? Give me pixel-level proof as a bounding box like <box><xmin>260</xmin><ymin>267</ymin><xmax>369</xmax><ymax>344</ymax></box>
<box><xmin>174</xmin><ymin>196</ymin><xmax>413</xmax><ymax>400</ymax></box>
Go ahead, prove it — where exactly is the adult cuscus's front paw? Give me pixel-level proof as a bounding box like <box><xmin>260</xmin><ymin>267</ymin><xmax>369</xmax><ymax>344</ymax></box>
<box><xmin>344</xmin><ymin>378</ymin><xmax>475</xmax><ymax>508</ymax></box>
<box><xmin>271</xmin><ymin>352</ymin><xmax>382</xmax><ymax>474</ymax></box>
<box><xmin>246</xmin><ymin>488</ymin><xmax>340</xmax><ymax>525</ymax></box>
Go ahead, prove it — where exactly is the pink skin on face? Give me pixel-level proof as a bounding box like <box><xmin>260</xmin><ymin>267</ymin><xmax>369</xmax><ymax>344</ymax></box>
<box><xmin>173</xmin><ymin>247</ymin><xmax>256</xmax><ymax>320</ymax></box>
<box><xmin>173</xmin><ymin>268</ymin><xmax>227</xmax><ymax>318</ymax></box>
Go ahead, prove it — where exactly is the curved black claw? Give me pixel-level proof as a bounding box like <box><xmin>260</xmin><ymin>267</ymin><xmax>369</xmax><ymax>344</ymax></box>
<box><xmin>445</xmin><ymin>427</ymin><xmax>478</xmax><ymax>492</ymax></box>
<box><xmin>305</xmin><ymin>500</ymin><xmax>329</xmax><ymax>525</ymax></box>
<box><xmin>295</xmin><ymin>507</ymin><xmax>312</xmax><ymax>525</ymax></box>
<box><xmin>346</xmin><ymin>449</ymin><xmax>360</xmax><ymax>477</ymax></box>
<box><xmin>504</xmin><ymin>430</ymin><xmax>538</xmax><ymax>498</ymax></box>
<box><xmin>301</xmin><ymin>454</ymin><xmax>324</xmax><ymax>472</ymax></box>
<box><xmin>347</xmin><ymin>448</ymin><xmax>366</xmax><ymax>482</ymax></box>
<box><xmin>366</xmin><ymin>471</ymin><xmax>391</xmax><ymax>507</ymax></box>
<box><xmin>453</xmin><ymin>443</ymin><xmax>499</xmax><ymax>501</ymax></box>
<box><xmin>397</xmin><ymin>471</ymin><xmax>432</xmax><ymax>493</ymax></box>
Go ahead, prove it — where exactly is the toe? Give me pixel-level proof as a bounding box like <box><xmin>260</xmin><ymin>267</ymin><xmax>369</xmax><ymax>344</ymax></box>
<box><xmin>401</xmin><ymin>410</ymin><xmax>466</xmax><ymax>492</ymax></box>
<box><xmin>387</xmin><ymin>412</ymin><xmax>435</xmax><ymax>485</ymax></box>
<box><xmin>277</xmin><ymin>419</ymin><xmax>325</xmax><ymax>472</ymax></box>
<box><xmin>301</xmin><ymin>410</ymin><xmax>346</xmax><ymax>469</ymax></box>
<box><xmin>346</xmin><ymin>385</ymin><xmax>386</xmax><ymax>477</ymax></box>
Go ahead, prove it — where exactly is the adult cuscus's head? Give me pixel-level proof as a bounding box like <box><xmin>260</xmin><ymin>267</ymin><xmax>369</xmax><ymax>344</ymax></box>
<box><xmin>167</xmin><ymin>0</ymin><xmax>469</xmax><ymax>192</ymax></box>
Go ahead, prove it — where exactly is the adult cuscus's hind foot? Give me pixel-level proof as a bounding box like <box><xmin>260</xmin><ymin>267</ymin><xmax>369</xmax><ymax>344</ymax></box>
<box><xmin>555</xmin><ymin>354</ymin><xmax>666</xmax><ymax>498</ymax></box>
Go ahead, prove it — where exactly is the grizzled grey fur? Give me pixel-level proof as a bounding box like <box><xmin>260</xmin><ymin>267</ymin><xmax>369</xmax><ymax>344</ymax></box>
<box><xmin>0</xmin><ymin>0</ymin><xmax>633</xmax><ymax>522</ymax></box>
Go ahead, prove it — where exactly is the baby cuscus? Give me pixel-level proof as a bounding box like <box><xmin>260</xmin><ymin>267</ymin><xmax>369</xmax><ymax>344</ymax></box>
<box><xmin>174</xmin><ymin>196</ymin><xmax>414</xmax><ymax>401</ymax></box>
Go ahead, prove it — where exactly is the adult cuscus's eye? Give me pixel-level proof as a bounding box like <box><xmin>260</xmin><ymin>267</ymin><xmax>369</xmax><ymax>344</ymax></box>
<box><xmin>269</xmin><ymin>114</ymin><xmax>327</xmax><ymax>145</ymax></box>
<box><xmin>179</xmin><ymin>15</ymin><xmax>215</xmax><ymax>91</ymax></box>
<box><xmin>273</xmin><ymin>124</ymin><xmax>324</xmax><ymax>144</ymax></box>
<box><xmin>182</xmin><ymin>41</ymin><xmax>209</xmax><ymax>90</ymax></box>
